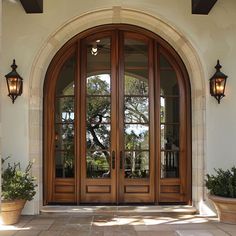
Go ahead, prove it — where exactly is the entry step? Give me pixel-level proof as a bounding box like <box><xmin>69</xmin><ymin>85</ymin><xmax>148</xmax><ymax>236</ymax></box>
<box><xmin>41</xmin><ymin>205</ymin><xmax>197</xmax><ymax>215</ymax></box>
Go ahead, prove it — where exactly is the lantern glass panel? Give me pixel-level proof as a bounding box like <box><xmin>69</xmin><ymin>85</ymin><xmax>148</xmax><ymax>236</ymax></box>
<box><xmin>215</xmin><ymin>78</ymin><xmax>225</xmax><ymax>95</ymax></box>
<box><xmin>7</xmin><ymin>77</ymin><xmax>22</xmax><ymax>95</ymax></box>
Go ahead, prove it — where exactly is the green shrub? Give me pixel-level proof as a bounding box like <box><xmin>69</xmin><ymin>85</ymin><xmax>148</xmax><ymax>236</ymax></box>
<box><xmin>205</xmin><ymin>167</ymin><xmax>236</xmax><ymax>198</ymax></box>
<box><xmin>1</xmin><ymin>157</ymin><xmax>37</xmax><ymax>201</ymax></box>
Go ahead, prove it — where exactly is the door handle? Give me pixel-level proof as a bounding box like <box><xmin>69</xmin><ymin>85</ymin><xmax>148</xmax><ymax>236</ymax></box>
<box><xmin>120</xmin><ymin>151</ymin><xmax>123</xmax><ymax>169</ymax></box>
<box><xmin>112</xmin><ymin>151</ymin><xmax>115</xmax><ymax>169</ymax></box>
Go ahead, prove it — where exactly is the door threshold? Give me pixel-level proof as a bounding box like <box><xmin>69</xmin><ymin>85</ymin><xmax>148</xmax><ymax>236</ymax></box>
<box><xmin>41</xmin><ymin>205</ymin><xmax>197</xmax><ymax>215</ymax></box>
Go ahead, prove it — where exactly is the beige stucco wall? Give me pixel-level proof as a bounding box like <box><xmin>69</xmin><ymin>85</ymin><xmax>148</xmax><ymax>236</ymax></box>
<box><xmin>0</xmin><ymin>0</ymin><xmax>236</xmax><ymax>214</ymax></box>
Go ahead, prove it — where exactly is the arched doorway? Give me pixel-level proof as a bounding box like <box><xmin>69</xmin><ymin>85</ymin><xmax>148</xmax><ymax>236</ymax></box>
<box><xmin>44</xmin><ymin>25</ymin><xmax>191</xmax><ymax>205</ymax></box>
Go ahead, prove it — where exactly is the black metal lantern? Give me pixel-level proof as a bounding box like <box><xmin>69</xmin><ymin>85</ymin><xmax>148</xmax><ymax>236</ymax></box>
<box><xmin>5</xmin><ymin>59</ymin><xmax>23</xmax><ymax>104</ymax></box>
<box><xmin>210</xmin><ymin>60</ymin><xmax>228</xmax><ymax>104</ymax></box>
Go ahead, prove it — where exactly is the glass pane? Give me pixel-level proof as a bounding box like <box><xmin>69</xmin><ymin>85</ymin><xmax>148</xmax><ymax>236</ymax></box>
<box><xmin>160</xmin><ymin>71</ymin><xmax>179</xmax><ymax>96</ymax></box>
<box><xmin>160</xmin><ymin>54</ymin><xmax>172</xmax><ymax>69</ymax></box>
<box><xmin>55</xmin><ymin>56</ymin><xmax>75</xmax><ymax>179</ymax></box>
<box><xmin>125</xmin><ymin>97</ymin><xmax>149</xmax><ymax>123</ymax></box>
<box><xmin>124</xmin><ymin>37</ymin><xmax>149</xmax><ymax>153</ymax></box>
<box><xmin>87</xmin><ymin>74</ymin><xmax>111</xmax><ymax>95</ymax></box>
<box><xmin>124</xmin><ymin>39</ymin><xmax>148</xmax><ymax>67</ymax></box>
<box><xmin>56</xmin><ymin>56</ymin><xmax>75</xmax><ymax>96</ymax></box>
<box><xmin>124</xmin><ymin>151</ymin><xmax>149</xmax><ymax>178</ymax></box>
<box><xmin>55</xmin><ymin>97</ymin><xmax>74</xmax><ymax>123</ymax></box>
<box><xmin>160</xmin><ymin>97</ymin><xmax>179</xmax><ymax>123</ymax></box>
<box><xmin>124</xmin><ymin>38</ymin><xmax>148</xmax><ymax>95</ymax></box>
<box><xmin>160</xmin><ymin>124</ymin><xmax>179</xmax><ymax>150</ymax></box>
<box><xmin>125</xmin><ymin>75</ymin><xmax>148</xmax><ymax>95</ymax></box>
<box><xmin>87</xmin><ymin>151</ymin><xmax>110</xmax><ymax>178</ymax></box>
<box><xmin>86</xmin><ymin>38</ymin><xmax>111</xmax><ymax>77</ymax></box>
<box><xmin>86</xmin><ymin>37</ymin><xmax>111</xmax><ymax>179</ymax></box>
<box><xmin>125</xmin><ymin>124</ymin><xmax>149</xmax><ymax>150</ymax></box>
<box><xmin>55</xmin><ymin>124</ymin><xmax>74</xmax><ymax>151</ymax></box>
<box><xmin>87</xmin><ymin>96</ymin><xmax>110</xmax><ymax>123</ymax></box>
<box><xmin>160</xmin><ymin>55</ymin><xmax>179</xmax><ymax>96</ymax></box>
<box><xmin>161</xmin><ymin>151</ymin><xmax>179</xmax><ymax>178</ymax></box>
<box><xmin>55</xmin><ymin>151</ymin><xmax>74</xmax><ymax>178</ymax></box>
<box><xmin>86</xmin><ymin>124</ymin><xmax>110</xmax><ymax>150</ymax></box>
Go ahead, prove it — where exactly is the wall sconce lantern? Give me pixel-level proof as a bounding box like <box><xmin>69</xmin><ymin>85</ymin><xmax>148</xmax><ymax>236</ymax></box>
<box><xmin>210</xmin><ymin>60</ymin><xmax>228</xmax><ymax>104</ymax></box>
<box><xmin>5</xmin><ymin>59</ymin><xmax>23</xmax><ymax>104</ymax></box>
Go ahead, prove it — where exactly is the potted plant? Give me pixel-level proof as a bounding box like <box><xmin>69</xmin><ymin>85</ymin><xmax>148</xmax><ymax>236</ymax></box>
<box><xmin>205</xmin><ymin>166</ymin><xmax>236</xmax><ymax>224</ymax></box>
<box><xmin>1</xmin><ymin>157</ymin><xmax>37</xmax><ymax>225</ymax></box>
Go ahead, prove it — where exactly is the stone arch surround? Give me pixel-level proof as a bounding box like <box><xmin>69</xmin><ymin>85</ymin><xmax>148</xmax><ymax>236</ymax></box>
<box><xmin>29</xmin><ymin>7</ymin><xmax>205</xmax><ymax>214</ymax></box>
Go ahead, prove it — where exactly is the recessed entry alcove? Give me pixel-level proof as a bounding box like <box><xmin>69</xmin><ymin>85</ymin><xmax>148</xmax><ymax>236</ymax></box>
<box><xmin>28</xmin><ymin>7</ymin><xmax>205</xmax><ymax>213</ymax></box>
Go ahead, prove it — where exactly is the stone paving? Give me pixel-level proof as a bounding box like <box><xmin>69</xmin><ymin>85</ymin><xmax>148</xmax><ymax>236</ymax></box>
<box><xmin>1</xmin><ymin>212</ymin><xmax>236</xmax><ymax>236</ymax></box>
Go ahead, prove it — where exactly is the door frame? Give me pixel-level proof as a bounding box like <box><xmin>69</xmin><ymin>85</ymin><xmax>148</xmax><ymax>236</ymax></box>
<box><xmin>43</xmin><ymin>24</ymin><xmax>192</xmax><ymax>205</ymax></box>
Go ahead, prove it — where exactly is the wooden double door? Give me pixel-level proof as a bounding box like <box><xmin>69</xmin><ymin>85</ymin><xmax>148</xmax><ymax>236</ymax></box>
<box><xmin>44</xmin><ymin>25</ymin><xmax>191</xmax><ymax>205</ymax></box>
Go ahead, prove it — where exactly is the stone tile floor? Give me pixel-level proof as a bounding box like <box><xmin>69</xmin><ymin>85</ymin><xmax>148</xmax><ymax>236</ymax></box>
<box><xmin>0</xmin><ymin>213</ymin><xmax>236</xmax><ymax>236</ymax></box>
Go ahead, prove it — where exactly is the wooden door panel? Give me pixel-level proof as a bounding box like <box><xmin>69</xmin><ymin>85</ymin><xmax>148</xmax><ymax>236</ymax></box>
<box><xmin>81</xmin><ymin>178</ymin><xmax>116</xmax><ymax>203</ymax></box>
<box><xmin>159</xmin><ymin>193</ymin><xmax>185</xmax><ymax>202</ymax></box>
<box><xmin>159</xmin><ymin>179</ymin><xmax>184</xmax><ymax>202</ymax></box>
<box><xmin>52</xmin><ymin>179</ymin><xmax>76</xmax><ymax>203</ymax></box>
<box><xmin>160</xmin><ymin>185</ymin><xmax>180</xmax><ymax>193</ymax></box>
<box><xmin>83</xmin><ymin>185</ymin><xmax>114</xmax><ymax>203</ymax></box>
<box><xmin>86</xmin><ymin>185</ymin><xmax>111</xmax><ymax>193</ymax></box>
<box><xmin>122</xmin><ymin>181</ymin><xmax>153</xmax><ymax>203</ymax></box>
<box><xmin>121</xmin><ymin>183</ymin><xmax>154</xmax><ymax>203</ymax></box>
<box><xmin>124</xmin><ymin>185</ymin><xmax>149</xmax><ymax>193</ymax></box>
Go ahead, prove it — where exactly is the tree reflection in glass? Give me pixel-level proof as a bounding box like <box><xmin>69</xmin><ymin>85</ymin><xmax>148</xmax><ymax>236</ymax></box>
<box><xmin>123</xmin><ymin>38</ymin><xmax>150</xmax><ymax>179</ymax></box>
<box><xmin>86</xmin><ymin>125</ymin><xmax>110</xmax><ymax>150</ymax></box>
<box><xmin>125</xmin><ymin>75</ymin><xmax>148</xmax><ymax>95</ymax></box>
<box><xmin>160</xmin><ymin>54</ymin><xmax>180</xmax><ymax>178</ymax></box>
<box><xmin>87</xmin><ymin>97</ymin><xmax>110</xmax><ymax>123</ymax></box>
<box><xmin>56</xmin><ymin>97</ymin><xmax>74</xmax><ymax>123</ymax></box>
<box><xmin>125</xmin><ymin>151</ymin><xmax>149</xmax><ymax>178</ymax></box>
<box><xmin>125</xmin><ymin>125</ymin><xmax>149</xmax><ymax>150</ymax></box>
<box><xmin>124</xmin><ymin>73</ymin><xmax>149</xmax><ymax>179</ymax></box>
<box><xmin>124</xmin><ymin>74</ymin><xmax>149</xmax><ymax>179</ymax></box>
<box><xmin>86</xmin><ymin>74</ymin><xmax>111</xmax><ymax>178</ymax></box>
<box><xmin>86</xmin><ymin>151</ymin><xmax>110</xmax><ymax>178</ymax></box>
<box><xmin>55</xmin><ymin>96</ymin><xmax>75</xmax><ymax>178</ymax></box>
<box><xmin>87</xmin><ymin>74</ymin><xmax>111</xmax><ymax>95</ymax></box>
<box><xmin>55</xmin><ymin>55</ymin><xmax>75</xmax><ymax>178</ymax></box>
<box><xmin>125</xmin><ymin>97</ymin><xmax>148</xmax><ymax>123</ymax></box>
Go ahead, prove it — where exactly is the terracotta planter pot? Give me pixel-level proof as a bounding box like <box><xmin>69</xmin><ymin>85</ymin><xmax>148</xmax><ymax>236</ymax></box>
<box><xmin>0</xmin><ymin>199</ymin><xmax>26</xmax><ymax>225</ymax></box>
<box><xmin>209</xmin><ymin>195</ymin><xmax>236</xmax><ymax>224</ymax></box>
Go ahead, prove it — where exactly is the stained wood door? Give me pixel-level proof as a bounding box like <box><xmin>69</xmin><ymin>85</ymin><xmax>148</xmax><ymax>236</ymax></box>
<box><xmin>80</xmin><ymin>32</ymin><xmax>117</xmax><ymax>203</ymax></box>
<box><xmin>80</xmin><ymin>31</ymin><xmax>155</xmax><ymax>203</ymax></box>
<box><xmin>44</xmin><ymin>25</ymin><xmax>191</xmax><ymax>205</ymax></box>
<box><xmin>117</xmin><ymin>32</ymin><xmax>154</xmax><ymax>203</ymax></box>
